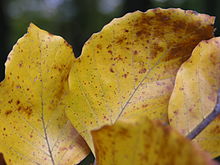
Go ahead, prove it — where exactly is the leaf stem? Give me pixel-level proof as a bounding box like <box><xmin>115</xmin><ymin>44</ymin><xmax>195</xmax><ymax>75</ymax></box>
<box><xmin>187</xmin><ymin>90</ymin><xmax>220</xmax><ymax>140</ymax></box>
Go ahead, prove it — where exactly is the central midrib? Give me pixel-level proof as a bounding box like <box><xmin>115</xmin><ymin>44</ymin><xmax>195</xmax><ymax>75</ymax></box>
<box><xmin>38</xmin><ymin>32</ymin><xmax>55</xmax><ymax>165</ymax></box>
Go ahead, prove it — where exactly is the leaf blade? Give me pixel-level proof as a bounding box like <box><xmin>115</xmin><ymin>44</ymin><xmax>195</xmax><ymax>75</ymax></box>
<box><xmin>65</xmin><ymin>8</ymin><xmax>215</xmax><ymax>152</ymax></box>
<box><xmin>92</xmin><ymin>114</ymin><xmax>216</xmax><ymax>165</ymax></box>
<box><xmin>168</xmin><ymin>37</ymin><xmax>220</xmax><ymax>157</ymax></box>
<box><xmin>0</xmin><ymin>24</ymin><xmax>90</xmax><ymax>164</ymax></box>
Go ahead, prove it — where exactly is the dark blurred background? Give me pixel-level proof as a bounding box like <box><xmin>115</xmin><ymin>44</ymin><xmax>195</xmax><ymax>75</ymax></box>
<box><xmin>1</xmin><ymin>0</ymin><xmax>220</xmax><ymax>81</ymax></box>
<box><xmin>0</xmin><ymin>0</ymin><xmax>220</xmax><ymax>164</ymax></box>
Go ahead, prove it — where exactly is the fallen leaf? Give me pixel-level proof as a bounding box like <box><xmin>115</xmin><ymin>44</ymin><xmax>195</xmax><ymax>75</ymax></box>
<box><xmin>92</xmin><ymin>114</ymin><xmax>217</xmax><ymax>165</ymax></box>
<box><xmin>0</xmin><ymin>24</ymin><xmax>89</xmax><ymax>164</ymax></box>
<box><xmin>65</xmin><ymin>8</ymin><xmax>215</xmax><ymax>151</ymax></box>
<box><xmin>168</xmin><ymin>37</ymin><xmax>220</xmax><ymax>157</ymax></box>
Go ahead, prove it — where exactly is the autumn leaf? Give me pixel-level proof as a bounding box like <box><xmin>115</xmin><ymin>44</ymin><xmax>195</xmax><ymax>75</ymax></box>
<box><xmin>91</xmin><ymin>114</ymin><xmax>217</xmax><ymax>165</ymax></box>
<box><xmin>0</xmin><ymin>24</ymin><xmax>90</xmax><ymax>165</ymax></box>
<box><xmin>168</xmin><ymin>37</ymin><xmax>220</xmax><ymax>157</ymax></box>
<box><xmin>65</xmin><ymin>8</ymin><xmax>214</xmax><ymax>151</ymax></box>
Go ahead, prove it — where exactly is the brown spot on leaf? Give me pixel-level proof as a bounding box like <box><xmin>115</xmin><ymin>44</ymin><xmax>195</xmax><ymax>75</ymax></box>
<box><xmin>122</xmin><ymin>74</ymin><xmax>127</xmax><ymax>78</ymax></box>
<box><xmin>153</xmin><ymin>9</ymin><xmax>171</xmax><ymax>22</ymax></box>
<box><xmin>61</xmin><ymin>74</ymin><xmax>69</xmax><ymax>82</ymax></box>
<box><xmin>150</xmin><ymin>43</ymin><xmax>164</xmax><ymax>58</ymax></box>
<box><xmin>108</xmin><ymin>50</ymin><xmax>112</xmax><ymax>54</ymax></box>
<box><xmin>133</xmin><ymin>50</ymin><xmax>138</xmax><ymax>55</ymax></box>
<box><xmin>113</xmin><ymin>55</ymin><xmax>123</xmax><ymax>61</ymax></box>
<box><xmin>118</xmin><ymin>127</ymin><xmax>131</xmax><ymax>138</ymax></box>
<box><xmin>96</xmin><ymin>44</ymin><xmax>102</xmax><ymax>50</ymax></box>
<box><xmin>142</xmin><ymin>104</ymin><xmax>148</xmax><ymax>108</ymax></box>
<box><xmin>165</xmin><ymin>43</ymin><xmax>192</xmax><ymax>62</ymax></box>
<box><xmin>16</xmin><ymin>100</ymin><xmax>20</xmax><ymax>105</ymax></box>
<box><xmin>18</xmin><ymin>63</ymin><xmax>23</xmax><ymax>67</ymax></box>
<box><xmin>17</xmin><ymin>105</ymin><xmax>33</xmax><ymax>117</ymax></box>
<box><xmin>54</xmin><ymin>85</ymin><xmax>65</xmax><ymax>101</ymax></box>
<box><xmin>136</xmin><ymin>30</ymin><xmax>144</xmax><ymax>37</ymax></box>
<box><xmin>172</xmin><ymin>20</ymin><xmax>187</xmax><ymax>33</ymax></box>
<box><xmin>210</xmin><ymin>53</ymin><xmax>218</xmax><ymax>65</ymax></box>
<box><xmin>116</xmin><ymin>36</ymin><xmax>127</xmax><ymax>44</ymax></box>
<box><xmin>139</xmin><ymin>68</ymin><xmax>146</xmax><ymax>74</ymax></box>
<box><xmin>5</xmin><ymin>110</ymin><xmax>12</xmax><ymax>116</ymax></box>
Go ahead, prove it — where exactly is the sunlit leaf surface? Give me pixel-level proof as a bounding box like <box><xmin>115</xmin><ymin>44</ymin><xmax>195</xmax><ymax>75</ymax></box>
<box><xmin>169</xmin><ymin>37</ymin><xmax>220</xmax><ymax>157</ymax></box>
<box><xmin>0</xmin><ymin>24</ymin><xmax>90</xmax><ymax>165</ymax></box>
<box><xmin>65</xmin><ymin>8</ymin><xmax>214</xmax><ymax>151</ymax></box>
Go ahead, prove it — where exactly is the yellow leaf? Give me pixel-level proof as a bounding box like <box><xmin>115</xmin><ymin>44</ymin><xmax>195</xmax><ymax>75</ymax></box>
<box><xmin>168</xmin><ymin>37</ymin><xmax>220</xmax><ymax>157</ymax></box>
<box><xmin>65</xmin><ymin>8</ymin><xmax>215</xmax><ymax>151</ymax></box>
<box><xmin>0</xmin><ymin>24</ymin><xmax>89</xmax><ymax>164</ymax></box>
<box><xmin>92</xmin><ymin>114</ymin><xmax>216</xmax><ymax>165</ymax></box>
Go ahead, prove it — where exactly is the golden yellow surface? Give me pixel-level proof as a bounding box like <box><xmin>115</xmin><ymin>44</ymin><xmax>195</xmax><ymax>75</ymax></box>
<box><xmin>0</xmin><ymin>24</ymin><xmax>89</xmax><ymax>165</ymax></box>
<box><xmin>168</xmin><ymin>37</ymin><xmax>220</xmax><ymax>157</ymax></box>
<box><xmin>92</xmin><ymin>114</ymin><xmax>216</xmax><ymax>165</ymax></box>
<box><xmin>65</xmin><ymin>8</ymin><xmax>214</xmax><ymax>152</ymax></box>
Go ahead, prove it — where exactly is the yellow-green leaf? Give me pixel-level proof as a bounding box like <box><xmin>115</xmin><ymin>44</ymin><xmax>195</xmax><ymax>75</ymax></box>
<box><xmin>168</xmin><ymin>37</ymin><xmax>220</xmax><ymax>157</ymax></box>
<box><xmin>0</xmin><ymin>24</ymin><xmax>89</xmax><ymax>165</ymax></box>
<box><xmin>65</xmin><ymin>8</ymin><xmax>214</xmax><ymax>151</ymax></box>
<box><xmin>92</xmin><ymin>114</ymin><xmax>216</xmax><ymax>165</ymax></box>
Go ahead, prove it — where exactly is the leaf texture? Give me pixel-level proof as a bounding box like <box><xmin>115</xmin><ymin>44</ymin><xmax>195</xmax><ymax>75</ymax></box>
<box><xmin>65</xmin><ymin>8</ymin><xmax>215</xmax><ymax>151</ymax></box>
<box><xmin>0</xmin><ymin>24</ymin><xmax>90</xmax><ymax>165</ymax></box>
<box><xmin>168</xmin><ymin>37</ymin><xmax>220</xmax><ymax>157</ymax></box>
<box><xmin>92</xmin><ymin>114</ymin><xmax>217</xmax><ymax>165</ymax></box>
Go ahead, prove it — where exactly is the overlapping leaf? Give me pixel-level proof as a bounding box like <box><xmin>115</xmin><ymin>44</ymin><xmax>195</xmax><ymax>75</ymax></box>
<box><xmin>65</xmin><ymin>8</ymin><xmax>215</xmax><ymax>151</ymax></box>
<box><xmin>168</xmin><ymin>37</ymin><xmax>220</xmax><ymax>157</ymax></box>
<box><xmin>92</xmin><ymin>114</ymin><xmax>217</xmax><ymax>165</ymax></box>
<box><xmin>0</xmin><ymin>24</ymin><xmax>89</xmax><ymax>164</ymax></box>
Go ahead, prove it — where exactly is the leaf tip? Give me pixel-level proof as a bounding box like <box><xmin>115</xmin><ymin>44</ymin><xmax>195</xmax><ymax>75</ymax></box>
<box><xmin>28</xmin><ymin>23</ymin><xmax>41</xmax><ymax>32</ymax></box>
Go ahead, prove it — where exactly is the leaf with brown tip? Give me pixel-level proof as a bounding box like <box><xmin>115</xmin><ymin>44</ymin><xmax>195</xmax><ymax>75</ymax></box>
<box><xmin>65</xmin><ymin>8</ymin><xmax>215</xmax><ymax>152</ymax></box>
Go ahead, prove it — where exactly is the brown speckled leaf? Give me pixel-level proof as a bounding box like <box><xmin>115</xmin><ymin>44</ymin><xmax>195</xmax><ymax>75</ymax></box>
<box><xmin>65</xmin><ymin>8</ymin><xmax>215</xmax><ymax>152</ymax></box>
<box><xmin>92</xmin><ymin>114</ymin><xmax>217</xmax><ymax>165</ymax></box>
<box><xmin>0</xmin><ymin>24</ymin><xmax>90</xmax><ymax>165</ymax></box>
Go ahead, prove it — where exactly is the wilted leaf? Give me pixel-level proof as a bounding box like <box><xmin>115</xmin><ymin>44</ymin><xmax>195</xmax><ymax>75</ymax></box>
<box><xmin>92</xmin><ymin>114</ymin><xmax>217</xmax><ymax>165</ymax></box>
<box><xmin>168</xmin><ymin>37</ymin><xmax>220</xmax><ymax>157</ymax></box>
<box><xmin>65</xmin><ymin>8</ymin><xmax>214</xmax><ymax>151</ymax></box>
<box><xmin>0</xmin><ymin>24</ymin><xmax>90</xmax><ymax>164</ymax></box>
